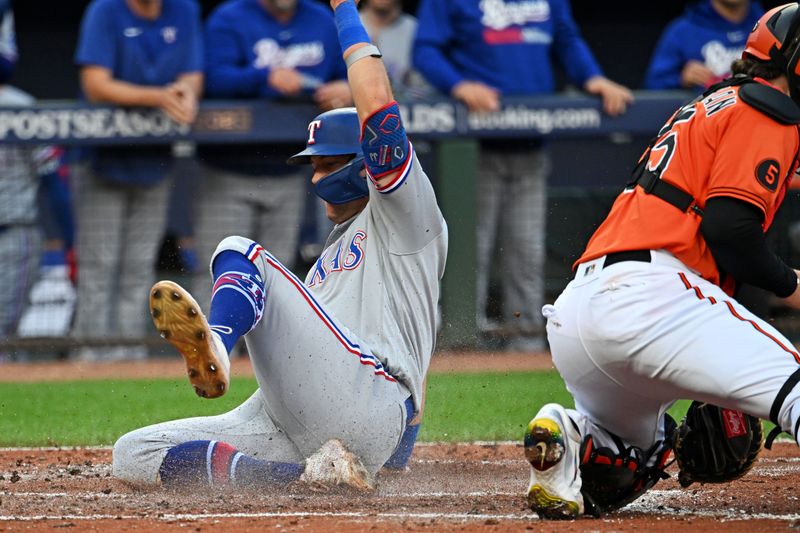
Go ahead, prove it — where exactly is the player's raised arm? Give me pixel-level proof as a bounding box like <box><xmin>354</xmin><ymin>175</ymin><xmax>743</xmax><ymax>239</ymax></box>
<box><xmin>330</xmin><ymin>0</ymin><xmax>410</xmax><ymax>190</ymax></box>
<box><xmin>330</xmin><ymin>0</ymin><xmax>392</xmax><ymax>121</ymax></box>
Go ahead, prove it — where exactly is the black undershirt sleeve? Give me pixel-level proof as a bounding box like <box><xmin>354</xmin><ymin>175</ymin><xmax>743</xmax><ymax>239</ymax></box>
<box><xmin>700</xmin><ymin>196</ymin><xmax>798</xmax><ymax>298</ymax></box>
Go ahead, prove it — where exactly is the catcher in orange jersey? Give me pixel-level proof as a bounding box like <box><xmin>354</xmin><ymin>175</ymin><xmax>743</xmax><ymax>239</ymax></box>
<box><xmin>523</xmin><ymin>3</ymin><xmax>800</xmax><ymax>519</ymax></box>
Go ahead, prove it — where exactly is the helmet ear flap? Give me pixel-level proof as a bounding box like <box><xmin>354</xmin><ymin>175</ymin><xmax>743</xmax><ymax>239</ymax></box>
<box><xmin>743</xmin><ymin>3</ymin><xmax>800</xmax><ymax>106</ymax></box>
<box><xmin>780</xmin><ymin>6</ymin><xmax>800</xmax><ymax>104</ymax></box>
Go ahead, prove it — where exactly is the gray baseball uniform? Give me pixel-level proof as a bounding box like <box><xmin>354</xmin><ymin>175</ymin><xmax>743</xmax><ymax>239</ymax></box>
<box><xmin>113</xmin><ymin>144</ymin><xmax>448</xmax><ymax>484</ymax></box>
<box><xmin>0</xmin><ymin>87</ymin><xmax>51</xmax><ymax>346</ymax></box>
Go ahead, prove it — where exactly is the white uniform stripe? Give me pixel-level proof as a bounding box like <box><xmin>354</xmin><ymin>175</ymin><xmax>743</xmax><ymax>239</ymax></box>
<box><xmin>206</xmin><ymin>441</ymin><xmax>217</xmax><ymax>485</ymax></box>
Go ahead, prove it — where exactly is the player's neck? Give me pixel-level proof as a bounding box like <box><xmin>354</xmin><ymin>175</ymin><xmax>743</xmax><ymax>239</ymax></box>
<box><xmin>710</xmin><ymin>0</ymin><xmax>748</xmax><ymax>24</ymax></box>
<box><xmin>259</xmin><ymin>0</ymin><xmax>297</xmax><ymax>24</ymax></box>
<box><xmin>126</xmin><ymin>0</ymin><xmax>161</xmax><ymax>20</ymax></box>
<box><xmin>363</xmin><ymin>6</ymin><xmax>401</xmax><ymax>30</ymax></box>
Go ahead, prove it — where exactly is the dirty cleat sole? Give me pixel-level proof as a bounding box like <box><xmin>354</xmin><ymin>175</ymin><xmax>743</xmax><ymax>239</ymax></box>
<box><xmin>300</xmin><ymin>439</ymin><xmax>374</xmax><ymax>491</ymax></box>
<box><xmin>150</xmin><ymin>280</ymin><xmax>229</xmax><ymax>398</ymax></box>
<box><xmin>524</xmin><ymin>410</ymin><xmax>582</xmax><ymax>519</ymax></box>
<box><xmin>527</xmin><ymin>484</ymin><xmax>581</xmax><ymax>519</ymax></box>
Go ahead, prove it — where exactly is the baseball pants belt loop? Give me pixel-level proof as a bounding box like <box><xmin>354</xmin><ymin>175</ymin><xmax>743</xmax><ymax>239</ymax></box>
<box><xmin>602</xmin><ymin>249</ymin><xmax>652</xmax><ymax>269</ymax></box>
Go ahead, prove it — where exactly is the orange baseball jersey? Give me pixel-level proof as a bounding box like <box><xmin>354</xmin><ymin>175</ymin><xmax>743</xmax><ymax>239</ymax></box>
<box><xmin>578</xmin><ymin>80</ymin><xmax>800</xmax><ymax>291</ymax></box>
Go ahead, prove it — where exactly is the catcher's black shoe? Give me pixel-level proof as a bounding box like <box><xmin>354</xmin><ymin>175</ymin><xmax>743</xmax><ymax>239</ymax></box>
<box><xmin>150</xmin><ymin>280</ymin><xmax>230</xmax><ymax>398</ymax></box>
<box><xmin>524</xmin><ymin>403</ymin><xmax>584</xmax><ymax>519</ymax></box>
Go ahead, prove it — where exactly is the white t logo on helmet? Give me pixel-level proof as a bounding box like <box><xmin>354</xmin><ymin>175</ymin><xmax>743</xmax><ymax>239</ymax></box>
<box><xmin>307</xmin><ymin>120</ymin><xmax>322</xmax><ymax>145</ymax></box>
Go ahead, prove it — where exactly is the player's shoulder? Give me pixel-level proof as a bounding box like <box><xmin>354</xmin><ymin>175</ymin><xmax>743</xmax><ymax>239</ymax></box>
<box><xmin>208</xmin><ymin>0</ymin><xmax>253</xmax><ymax>23</ymax></box>
<box><xmin>656</xmin><ymin>17</ymin><xmax>696</xmax><ymax>47</ymax></box>
<box><xmin>723</xmin><ymin>83</ymin><xmax>800</xmax><ymax>131</ymax></box>
<box><xmin>83</xmin><ymin>0</ymin><xmax>120</xmax><ymax>20</ymax></box>
<box><xmin>299</xmin><ymin>0</ymin><xmax>335</xmax><ymax>19</ymax></box>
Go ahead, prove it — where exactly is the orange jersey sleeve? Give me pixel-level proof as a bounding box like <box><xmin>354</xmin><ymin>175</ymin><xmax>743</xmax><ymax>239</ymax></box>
<box><xmin>706</xmin><ymin>102</ymin><xmax>799</xmax><ymax>220</ymax></box>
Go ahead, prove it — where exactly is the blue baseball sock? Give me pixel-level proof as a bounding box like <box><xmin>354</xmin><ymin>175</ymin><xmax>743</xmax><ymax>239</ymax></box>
<box><xmin>383</xmin><ymin>397</ymin><xmax>420</xmax><ymax>469</ymax></box>
<box><xmin>159</xmin><ymin>440</ymin><xmax>303</xmax><ymax>488</ymax></box>
<box><xmin>41</xmin><ymin>249</ymin><xmax>67</xmax><ymax>267</ymax></box>
<box><xmin>208</xmin><ymin>251</ymin><xmax>266</xmax><ymax>353</ymax></box>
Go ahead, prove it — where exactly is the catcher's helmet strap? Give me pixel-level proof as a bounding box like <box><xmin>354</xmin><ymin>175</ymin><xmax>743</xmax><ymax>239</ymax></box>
<box><xmin>765</xmin><ymin>366</ymin><xmax>800</xmax><ymax>448</ymax></box>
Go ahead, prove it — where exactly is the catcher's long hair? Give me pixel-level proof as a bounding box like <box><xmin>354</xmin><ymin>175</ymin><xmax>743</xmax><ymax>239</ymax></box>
<box><xmin>730</xmin><ymin>57</ymin><xmax>784</xmax><ymax>80</ymax></box>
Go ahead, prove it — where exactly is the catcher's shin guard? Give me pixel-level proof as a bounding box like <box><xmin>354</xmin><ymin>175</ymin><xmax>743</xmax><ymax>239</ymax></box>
<box><xmin>578</xmin><ymin>415</ymin><xmax>675</xmax><ymax>517</ymax></box>
<box><xmin>524</xmin><ymin>403</ymin><xmax>584</xmax><ymax>519</ymax></box>
<box><xmin>150</xmin><ymin>280</ymin><xmax>230</xmax><ymax>398</ymax></box>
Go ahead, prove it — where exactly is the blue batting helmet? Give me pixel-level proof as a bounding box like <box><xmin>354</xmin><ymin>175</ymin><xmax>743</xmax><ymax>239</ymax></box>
<box><xmin>287</xmin><ymin>107</ymin><xmax>361</xmax><ymax>165</ymax></box>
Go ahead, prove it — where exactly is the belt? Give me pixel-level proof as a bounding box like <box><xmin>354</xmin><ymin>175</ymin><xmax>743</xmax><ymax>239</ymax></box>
<box><xmin>603</xmin><ymin>249</ymin><xmax>651</xmax><ymax>269</ymax></box>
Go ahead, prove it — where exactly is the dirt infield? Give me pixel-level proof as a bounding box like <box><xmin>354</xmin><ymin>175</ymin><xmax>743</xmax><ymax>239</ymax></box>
<box><xmin>4</xmin><ymin>355</ymin><xmax>800</xmax><ymax>531</ymax></box>
<box><xmin>0</xmin><ymin>351</ymin><xmax>556</xmax><ymax>383</ymax></box>
<box><xmin>2</xmin><ymin>443</ymin><xmax>800</xmax><ymax>531</ymax></box>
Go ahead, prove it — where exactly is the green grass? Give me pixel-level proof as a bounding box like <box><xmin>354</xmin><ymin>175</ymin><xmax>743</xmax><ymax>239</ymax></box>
<box><xmin>0</xmin><ymin>371</ymin><xmax>702</xmax><ymax>446</ymax></box>
<box><xmin>0</xmin><ymin>378</ymin><xmax>258</xmax><ymax>446</ymax></box>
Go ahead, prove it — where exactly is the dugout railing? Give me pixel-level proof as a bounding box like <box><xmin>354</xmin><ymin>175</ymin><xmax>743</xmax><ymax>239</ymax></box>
<box><xmin>4</xmin><ymin>92</ymin><xmax>797</xmax><ymax>355</ymax></box>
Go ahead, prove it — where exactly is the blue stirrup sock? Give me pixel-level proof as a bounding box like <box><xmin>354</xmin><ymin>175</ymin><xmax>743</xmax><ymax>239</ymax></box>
<box><xmin>159</xmin><ymin>440</ymin><xmax>303</xmax><ymax>488</ymax></box>
<box><xmin>208</xmin><ymin>250</ymin><xmax>266</xmax><ymax>353</ymax></box>
<box><xmin>384</xmin><ymin>397</ymin><xmax>420</xmax><ymax>469</ymax></box>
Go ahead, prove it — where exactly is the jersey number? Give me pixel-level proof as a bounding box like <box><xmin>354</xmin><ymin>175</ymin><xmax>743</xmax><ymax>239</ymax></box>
<box><xmin>648</xmin><ymin>105</ymin><xmax>696</xmax><ymax>176</ymax></box>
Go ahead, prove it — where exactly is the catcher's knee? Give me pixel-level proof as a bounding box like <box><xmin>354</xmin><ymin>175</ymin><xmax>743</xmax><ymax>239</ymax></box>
<box><xmin>766</xmin><ymin>367</ymin><xmax>800</xmax><ymax>447</ymax></box>
<box><xmin>579</xmin><ymin>415</ymin><xmax>675</xmax><ymax>517</ymax></box>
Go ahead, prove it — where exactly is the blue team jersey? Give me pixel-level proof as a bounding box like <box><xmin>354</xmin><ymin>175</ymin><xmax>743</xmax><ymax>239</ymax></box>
<box><xmin>204</xmin><ymin>0</ymin><xmax>347</xmax><ymax>98</ymax></box>
<box><xmin>413</xmin><ymin>0</ymin><xmax>602</xmax><ymax>95</ymax></box>
<box><xmin>643</xmin><ymin>0</ymin><xmax>764</xmax><ymax>90</ymax></box>
<box><xmin>75</xmin><ymin>0</ymin><xmax>203</xmax><ymax>86</ymax></box>
<box><xmin>74</xmin><ymin>0</ymin><xmax>202</xmax><ymax>185</ymax></box>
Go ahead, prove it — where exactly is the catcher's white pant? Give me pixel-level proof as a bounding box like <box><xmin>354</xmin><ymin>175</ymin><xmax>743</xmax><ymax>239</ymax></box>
<box><xmin>114</xmin><ymin>236</ymin><xmax>410</xmax><ymax>485</ymax></box>
<box><xmin>545</xmin><ymin>249</ymin><xmax>800</xmax><ymax>452</ymax></box>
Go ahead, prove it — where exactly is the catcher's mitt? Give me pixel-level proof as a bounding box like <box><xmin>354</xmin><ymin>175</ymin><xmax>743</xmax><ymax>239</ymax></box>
<box><xmin>674</xmin><ymin>401</ymin><xmax>763</xmax><ymax>488</ymax></box>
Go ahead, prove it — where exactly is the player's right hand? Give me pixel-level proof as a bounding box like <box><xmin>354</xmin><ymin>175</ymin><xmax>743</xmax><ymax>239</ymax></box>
<box><xmin>268</xmin><ymin>68</ymin><xmax>303</xmax><ymax>96</ymax></box>
<box><xmin>158</xmin><ymin>85</ymin><xmax>196</xmax><ymax>125</ymax></box>
<box><xmin>680</xmin><ymin>60</ymin><xmax>715</xmax><ymax>89</ymax></box>
<box><xmin>451</xmin><ymin>81</ymin><xmax>500</xmax><ymax>113</ymax></box>
<box><xmin>781</xmin><ymin>270</ymin><xmax>800</xmax><ymax>309</ymax></box>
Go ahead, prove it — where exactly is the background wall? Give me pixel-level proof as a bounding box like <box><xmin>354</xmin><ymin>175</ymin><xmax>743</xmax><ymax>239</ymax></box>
<box><xmin>12</xmin><ymin>1</ymin><xmax>785</xmax><ymax>99</ymax></box>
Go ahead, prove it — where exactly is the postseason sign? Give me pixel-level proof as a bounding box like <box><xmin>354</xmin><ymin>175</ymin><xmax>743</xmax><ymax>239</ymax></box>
<box><xmin>0</xmin><ymin>94</ymin><xmax>687</xmax><ymax>145</ymax></box>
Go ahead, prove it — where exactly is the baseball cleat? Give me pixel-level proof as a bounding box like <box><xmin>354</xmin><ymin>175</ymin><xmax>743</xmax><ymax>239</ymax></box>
<box><xmin>524</xmin><ymin>403</ymin><xmax>584</xmax><ymax>519</ymax></box>
<box><xmin>301</xmin><ymin>439</ymin><xmax>374</xmax><ymax>491</ymax></box>
<box><xmin>150</xmin><ymin>280</ymin><xmax>230</xmax><ymax>399</ymax></box>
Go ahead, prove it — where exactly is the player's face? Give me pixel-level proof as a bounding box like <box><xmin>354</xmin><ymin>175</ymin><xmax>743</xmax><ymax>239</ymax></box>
<box><xmin>311</xmin><ymin>155</ymin><xmax>369</xmax><ymax>224</ymax></box>
<box><xmin>367</xmin><ymin>0</ymin><xmax>400</xmax><ymax>13</ymax></box>
<box><xmin>713</xmin><ymin>0</ymin><xmax>748</xmax><ymax>8</ymax></box>
<box><xmin>261</xmin><ymin>0</ymin><xmax>298</xmax><ymax>14</ymax></box>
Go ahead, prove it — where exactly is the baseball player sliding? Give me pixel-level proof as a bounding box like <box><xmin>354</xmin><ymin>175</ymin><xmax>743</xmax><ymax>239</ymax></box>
<box><xmin>526</xmin><ymin>3</ymin><xmax>800</xmax><ymax>519</ymax></box>
<box><xmin>112</xmin><ymin>0</ymin><xmax>447</xmax><ymax>490</ymax></box>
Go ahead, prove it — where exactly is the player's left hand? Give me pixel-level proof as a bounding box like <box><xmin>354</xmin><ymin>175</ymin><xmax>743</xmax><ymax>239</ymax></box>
<box><xmin>584</xmin><ymin>76</ymin><xmax>634</xmax><ymax>117</ymax></box>
<box><xmin>314</xmin><ymin>80</ymin><xmax>353</xmax><ymax>111</ymax></box>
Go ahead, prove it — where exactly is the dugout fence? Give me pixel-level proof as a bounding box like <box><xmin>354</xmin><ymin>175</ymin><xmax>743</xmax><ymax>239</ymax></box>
<box><xmin>4</xmin><ymin>92</ymin><xmax>798</xmax><ymax>358</ymax></box>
